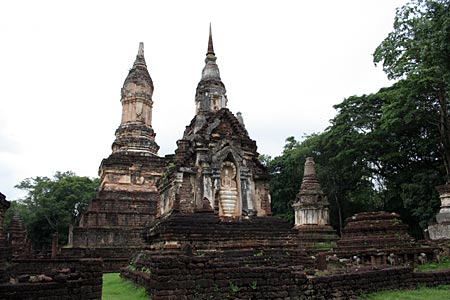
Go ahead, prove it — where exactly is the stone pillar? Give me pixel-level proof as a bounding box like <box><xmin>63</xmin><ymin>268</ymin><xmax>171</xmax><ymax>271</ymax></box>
<box><xmin>51</xmin><ymin>233</ymin><xmax>58</xmax><ymax>258</ymax></box>
<box><xmin>80</xmin><ymin>258</ymin><xmax>103</xmax><ymax>300</ymax></box>
<box><xmin>317</xmin><ymin>253</ymin><xmax>327</xmax><ymax>271</ymax></box>
<box><xmin>67</xmin><ymin>224</ymin><xmax>73</xmax><ymax>247</ymax></box>
<box><xmin>428</xmin><ymin>184</ymin><xmax>450</xmax><ymax>240</ymax></box>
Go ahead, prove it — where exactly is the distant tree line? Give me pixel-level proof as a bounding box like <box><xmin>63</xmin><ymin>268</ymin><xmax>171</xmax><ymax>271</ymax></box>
<box><xmin>266</xmin><ymin>0</ymin><xmax>450</xmax><ymax>237</ymax></box>
<box><xmin>4</xmin><ymin>171</ymin><xmax>99</xmax><ymax>250</ymax></box>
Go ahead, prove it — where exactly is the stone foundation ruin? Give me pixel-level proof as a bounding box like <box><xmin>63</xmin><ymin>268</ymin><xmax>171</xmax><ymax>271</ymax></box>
<box><xmin>336</xmin><ymin>211</ymin><xmax>435</xmax><ymax>264</ymax></box>
<box><xmin>0</xmin><ymin>193</ymin><xmax>103</xmax><ymax>300</ymax></box>
<box><xmin>1</xmin><ymin>27</ymin><xmax>450</xmax><ymax>299</ymax></box>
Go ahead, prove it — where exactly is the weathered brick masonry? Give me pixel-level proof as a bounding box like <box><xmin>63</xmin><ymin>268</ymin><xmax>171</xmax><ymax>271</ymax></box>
<box><xmin>336</xmin><ymin>212</ymin><xmax>435</xmax><ymax>264</ymax></box>
<box><xmin>0</xmin><ymin>258</ymin><xmax>102</xmax><ymax>300</ymax></box>
<box><xmin>122</xmin><ymin>262</ymin><xmax>450</xmax><ymax>300</ymax></box>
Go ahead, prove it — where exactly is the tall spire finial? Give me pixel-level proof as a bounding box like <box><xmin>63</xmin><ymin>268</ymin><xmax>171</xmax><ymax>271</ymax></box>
<box><xmin>138</xmin><ymin>42</ymin><xmax>144</xmax><ymax>56</ymax></box>
<box><xmin>207</xmin><ymin>23</ymin><xmax>215</xmax><ymax>56</ymax></box>
<box><xmin>195</xmin><ymin>24</ymin><xmax>227</xmax><ymax>114</ymax></box>
<box><xmin>132</xmin><ymin>42</ymin><xmax>148</xmax><ymax>69</ymax></box>
<box><xmin>298</xmin><ymin>157</ymin><xmax>324</xmax><ymax>197</ymax></box>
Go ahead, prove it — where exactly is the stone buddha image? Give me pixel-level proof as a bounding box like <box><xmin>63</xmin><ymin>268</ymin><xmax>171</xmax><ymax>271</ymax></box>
<box><xmin>221</xmin><ymin>166</ymin><xmax>237</xmax><ymax>189</ymax></box>
<box><xmin>219</xmin><ymin>161</ymin><xmax>239</xmax><ymax>216</ymax></box>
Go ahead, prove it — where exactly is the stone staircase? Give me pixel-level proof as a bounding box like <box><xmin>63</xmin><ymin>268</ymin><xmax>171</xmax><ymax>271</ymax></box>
<box><xmin>144</xmin><ymin>211</ymin><xmax>307</xmax><ymax>251</ymax></box>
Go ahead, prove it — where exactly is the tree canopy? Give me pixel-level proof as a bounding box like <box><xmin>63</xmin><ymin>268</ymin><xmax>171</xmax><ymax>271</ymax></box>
<box><xmin>268</xmin><ymin>0</ymin><xmax>449</xmax><ymax>237</ymax></box>
<box><xmin>374</xmin><ymin>0</ymin><xmax>450</xmax><ymax>180</ymax></box>
<box><xmin>6</xmin><ymin>171</ymin><xmax>99</xmax><ymax>250</ymax></box>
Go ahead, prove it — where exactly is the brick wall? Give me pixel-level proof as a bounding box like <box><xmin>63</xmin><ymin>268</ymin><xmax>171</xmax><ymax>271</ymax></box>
<box><xmin>61</xmin><ymin>247</ymin><xmax>132</xmax><ymax>272</ymax></box>
<box><xmin>121</xmin><ymin>257</ymin><xmax>303</xmax><ymax>300</ymax></box>
<box><xmin>0</xmin><ymin>258</ymin><xmax>102</xmax><ymax>300</ymax></box>
<box><xmin>122</xmin><ymin>257</ymin><xmax>450</xmax><ymax>300</ymax></box>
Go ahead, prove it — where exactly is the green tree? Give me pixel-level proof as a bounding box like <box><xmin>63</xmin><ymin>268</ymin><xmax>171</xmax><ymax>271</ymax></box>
<box><xmin>374</xmin><ymin>0</ymin><xmax>450</xmax><ymax>181</ymax></box>
<box><xmin>268</xmin><ymin>132</ymin><xmax>378</xmax><ymax>233</ymax></box>
<box><xmin>12</xmin><ymin>171</ymin><xmax>99</xmax><ymax>250</ymax></box>
<box><xmin>258</xmin><ymin>154</ymin><xmax>272</xmax><ymax>167</ymax></box>
<box><xmin>330</xmin><ymin>82</ymin><xmax>443</xmax><ymax>234</ymax></box>
<box><xmin>268</xmin><ymin>81</ymin><xmax>444</xmax><ymax>236</ymax></box>
<box><xmin>268</xmin><ymin>136</ymin><xmax>316</xmax><ymax>223</ymax></box>
<box><xmin>268</xmin><ymin>0</ymin><xmax>449</xmax><ymax>236</ymax></box>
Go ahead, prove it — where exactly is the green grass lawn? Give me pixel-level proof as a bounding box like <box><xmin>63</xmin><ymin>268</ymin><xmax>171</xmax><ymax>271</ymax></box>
<box><xmin>102</xmin><ymin>273</ymin><xmax>149</xmax><ymax>300</ymax></box>
<box><xmin>360</xmin><ymin>285</ymin><xmax>450</xmax><ymax>300</ymax></box>
<box><xmin>415</xmin><ymin>256</ymin><xmax>450</xmax><ymax>272</ymax></box>
<box><xmin>102</xmin><ymin>270</ymin><xmax>450</xmax><ymax>300</ymax></box>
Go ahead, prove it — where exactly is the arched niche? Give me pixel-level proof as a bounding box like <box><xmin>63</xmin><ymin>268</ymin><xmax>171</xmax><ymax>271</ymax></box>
<box><xmin>218</xmin><ymin>155</ymin><xmax>241</xmax><ymax>217</ymax></box>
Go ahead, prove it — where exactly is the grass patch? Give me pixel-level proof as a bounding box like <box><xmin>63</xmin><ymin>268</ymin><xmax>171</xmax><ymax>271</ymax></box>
<box><xmin>102</xmin><ymin>273</ymin><xmax>149</xmax><ymax>300</ymax></box>
<box><xmin>360</xmin><ymin>285</ymin><xmax>450</xmax><ymax>300</ymax></box>
<box><xmin>313</xmin><ymin>241</ymin><xmax>335</xmax><ymax>251</ymax></box>
<box><xmin>415</xmin><ymin>256</ymin><xmax>450</xmax><ymax>272</ymax></box>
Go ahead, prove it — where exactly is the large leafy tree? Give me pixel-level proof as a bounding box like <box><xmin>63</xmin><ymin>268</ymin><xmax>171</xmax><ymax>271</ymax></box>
<box><xmin>9</xmin><ymin>171</ymin><xmax>99</xmax><ymax>250</ymax></box>
<box><xmin>268</xmin><ymin>132</ymin><xmax>378</xmax><ymax>233</ymax></box>
<box><xmin>374</xmin><ymin>0</ymin><xmax>450</xmax><ymax>181</ymax></box>
<box><xmin>268</xmin><ymin>0</ymin><xmax>448</xmax><ymax>237</ymax></box>
<box><xmin>268</xmin><ymin>78</ymin><xmax>444</xmax><ymax>236</ymax></box>
<box><xmin>331</xmin><ymin>81</ymin><xmax>443</xmax><ymax>233</ymax></box>
<box><xmin>269</xmin><ymin>135</ymin><xmax>316</xmax><ymax>223</ymax></box>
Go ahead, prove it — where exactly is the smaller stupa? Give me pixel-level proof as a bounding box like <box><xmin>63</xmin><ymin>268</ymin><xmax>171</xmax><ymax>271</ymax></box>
<box><xmin>292</xmin><ymin>157</ymin><xmax>338</xmax><ymax>251</ymax></box>
<box><xmin>6</xmin><ymin>212</ymin><xmax>31</xmax><ymax>258</ymax></box>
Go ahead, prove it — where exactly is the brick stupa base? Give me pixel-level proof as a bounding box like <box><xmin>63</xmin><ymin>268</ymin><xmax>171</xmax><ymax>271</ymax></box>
<box><xmin>336</xmin><ymin>211</ymin><xmax>434</xmax><ymax>265</ymax></box>
<box><xmin>122</xmin><ymin>211</ymin><xmax>315</xmax><ymax>298</ymax></box>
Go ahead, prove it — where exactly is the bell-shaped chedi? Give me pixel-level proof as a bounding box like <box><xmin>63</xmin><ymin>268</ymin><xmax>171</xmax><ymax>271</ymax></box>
<box><xmin>112</xmin><ymin>42</ymin><xmax>159</xmax><ymax>156</ymax></box>
<box><xmin>292</xmin><ymin>157</ymin><xmax>338</xmax><ymax>251</ymax></box>
<box><xmin>98</xmin><ymin>42</ymin><xmax>165</xmax><ymax>194</ymax></box>
<box><xmin>195</xmin><ymin>24</ymin><xmax>228</xmax><ymax>114</ymax></box>
<box><xmin>66</xmin><ymin>44</ymin><xmax>167</xmax><ymax>271</ymax></box>
<box><xmin>293</xmin><ymin>157</ymin><xmax>330</xmax><ymax>226</ymax></box>
<box><xmin>123</xmin><ymin>29</ymin><xmax>321</xmax><ymax>297</ymax></box>
<box><xmin>158</xmin><ymin>26</ymin><xmax>271</xmax><ymax>218</ymax></box>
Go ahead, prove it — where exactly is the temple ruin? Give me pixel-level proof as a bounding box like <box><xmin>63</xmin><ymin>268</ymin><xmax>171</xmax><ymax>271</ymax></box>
<box><xmin>292</xmin><ymin>157</ymin><xmax>338</xmax><ymax>251</ymax></box>
<box><xmin>64</xmin><ymin>42</ymin><xmax>167</xmax><ymax>270</ymax></box>
<box><xmin>1</xmin><ymin>25</ymin><xmax>450</xmax><ymax>300</ymax></box>
<box><xmin>158</xmin><ymin>26</ymin><xmax>271</xmax><ymax>218</ymax></box>
<box><xmin>65</xmin><ymin>28</ymin><xmax>274</xmax><ymax>270</ymax></box>
<box><xmin>6</xmin><ymin>212</ymin><xmax>31</xmax><ymax>258</ymax></box>
<box><xmin>336</xmin><ymin>211</ymin><xmax>434</xmax><ymax>264</ymax></box>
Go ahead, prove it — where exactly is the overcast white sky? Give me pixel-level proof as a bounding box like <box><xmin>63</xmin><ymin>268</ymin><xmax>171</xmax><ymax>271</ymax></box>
<box><xmin>0</xmin><ymin>0</ymin><xmax>407</xmax><ymax>200</ymax></box>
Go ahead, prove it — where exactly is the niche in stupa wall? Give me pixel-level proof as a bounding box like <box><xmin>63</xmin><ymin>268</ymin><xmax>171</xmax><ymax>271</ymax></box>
<box><xmin>218</xmin><ymin>161</ymin><xmax>242</xmax><ymax>217</ymax></box>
